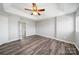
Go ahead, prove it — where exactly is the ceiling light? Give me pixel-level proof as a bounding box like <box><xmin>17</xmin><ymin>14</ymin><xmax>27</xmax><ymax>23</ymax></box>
<box><xmin>33</xmin><ymin>11</ymin><xmax>38</xmax><ymax>15</ymax></box>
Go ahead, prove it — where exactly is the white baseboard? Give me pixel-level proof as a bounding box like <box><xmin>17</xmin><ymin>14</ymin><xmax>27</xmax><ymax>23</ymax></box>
<box><xmin>36</xmin><ymin>34</ymin><xmax>74</xmax><ymax>44</ymax></box>
<box><xmin>0</xmin><ymin>38</ymin><xmax>19</xmax><ymax>45</ymax></box>
<box><xmin>7</xmin><ymin>38</ymin><xmax>19</xmax><ymax>43</ymax></box>
<box><xmin>73</xmin><ymin>43</ymin><xmax>79</xmax><ymax>51</ymax></box>
<box><xmin>26</xmin><ymin>34</ymin><xmax>37</xmax><ymax>36</ymax></box>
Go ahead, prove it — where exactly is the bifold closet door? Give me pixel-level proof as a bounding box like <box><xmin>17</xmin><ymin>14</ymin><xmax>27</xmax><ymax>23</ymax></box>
<box><xmin>56</xmin><ymin>15</ymin><xmax>74</xmax><ymax>42</ymax></box>
<box><xmin>0</xmin><ymin>15</ymin><xmax>8</xmax><ymax>44</ymax></box>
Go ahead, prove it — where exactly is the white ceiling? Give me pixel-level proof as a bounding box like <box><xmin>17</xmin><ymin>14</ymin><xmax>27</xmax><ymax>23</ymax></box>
<box><xmin>3</xmin><ymin>3</ymin><xmax>79</xmax><ymax>20</ymax></box>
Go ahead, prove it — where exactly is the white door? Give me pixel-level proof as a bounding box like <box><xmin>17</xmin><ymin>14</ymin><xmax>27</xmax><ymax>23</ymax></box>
<box><xmin>19</xmin><ymin>22</ymin><xmax>26</xmax><ymax>39</ymax></box>
<box><xmin>0</xmin><ymin>15</ymin><xmax>8</xmax><ymax>44</ymax></box>
<box><xmin>22</xmin><ymin>23</ymin><xmax>26</xmax><ymax>39</ymax></box>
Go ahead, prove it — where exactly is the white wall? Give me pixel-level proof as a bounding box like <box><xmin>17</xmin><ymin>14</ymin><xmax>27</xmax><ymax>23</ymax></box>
<box><xmin>8</xmin><ymin>15</ymin><xmax>36</xmax><ymax>42</ymax></box>
<box><xmin>0</xmin><ymin>14</ymin><xmax>8</xmax><ymax>45</ymax></box>
<box><xmin>75</xmin><ymin>16</ymin><xmax>79</xmax><ymax>48</ymax></box>
<box><xmin>57</xmin><ymin>15</ymin><xmax>74</xmax><ymax>43</ymax></box>
<box><xmin>0</xmin><ymin>11</ymin><xmax>36</xmax><ymax>45</ymax></box>
<box><xmin>0</xmin><ymin>4</ymin><xmax>3</xmax><ymax>11</ymax></box>
<box><xmin>36</xmin><ymin>14</ymin><xmax>74</xmax><ymax>43</ymax></box>
<box><xmin>36</xmin><ymin>18</ymin><xmax>55</xmax><ymax>38</ymax></box>
<box><xmin>8</xmin><ymin>14</ymin><xmax>20</xmax><ymax>42</ymax></box>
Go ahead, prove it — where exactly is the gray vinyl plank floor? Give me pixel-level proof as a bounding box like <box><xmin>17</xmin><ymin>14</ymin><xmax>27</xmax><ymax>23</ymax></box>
<box><xmin>0</xmin><ymin>35</ymin><xmax>79</xmax><ymax>55</ymax></box>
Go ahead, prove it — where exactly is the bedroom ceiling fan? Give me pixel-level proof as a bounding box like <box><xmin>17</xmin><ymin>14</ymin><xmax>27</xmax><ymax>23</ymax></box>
<box><xmin>24</xmin><ymin>3</ymin><xmax>45</xmax><ymax>15</ymax></box>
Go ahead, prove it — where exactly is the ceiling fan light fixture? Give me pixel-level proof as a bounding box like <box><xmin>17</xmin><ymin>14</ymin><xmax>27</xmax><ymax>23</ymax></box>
<box><xmin>33</xmin><ymin>11</ymin><xmax>38</xmax><ymax>15</ymax></box>
<box><xmin>25</xmin><ymin>3</ymin><xmax>45</xmax><ymax>15</ymax></box>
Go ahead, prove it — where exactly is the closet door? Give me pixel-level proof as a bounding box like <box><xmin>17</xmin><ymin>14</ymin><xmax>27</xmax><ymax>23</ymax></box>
<box><xmin>0</xmin><ymin>15</ymin><xmax>8</xmax><ymax>44</ymax></box>
<box><xmin>19</xmin><ymin>22</ymin><xmax>26</xmax><ymax>39</ymax></box>
<box><xmin>22</xmin><ymin>23</ymin><xmax>26</xmax><ymax>39</ymax></box>
<box><xmin>57</xmin><ymin>15</ymin><xmax>74</xmax><ymax>42</ymax></box>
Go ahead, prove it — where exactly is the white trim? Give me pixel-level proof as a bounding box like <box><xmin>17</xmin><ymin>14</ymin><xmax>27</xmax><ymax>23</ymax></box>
<box><xmin>8</xmin><ymin>38</ymin><xmax>19</xmax><ymax>42</ymax></box>
<box><xmin>0</xmin><ymin>38</ymin><xmax>19</xmax><ymax>45</ymax></box>
<box><xmin>73</xmin><ymin>42</ymin><xmax>79</xmax><ymax>51</ymax></box>
<box><xmin>26</xmin><ymin>34</ymin><xmax>37</xmax><ymax>36</ymax></box>
<box><xmin>53</xmin><ymin>37</ymin><xmax>74</xmax><ymax>44</ymax></box>
<box><xmin>36</xmin><ymin>34</ymin><xmax>74</xmax><ymax>44</ymax></box>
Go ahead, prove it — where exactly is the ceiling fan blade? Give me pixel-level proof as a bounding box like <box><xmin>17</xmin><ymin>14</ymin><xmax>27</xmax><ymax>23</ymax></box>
<box><xmin>38</xmin><ymin>12</ymin><xmax>41</xmax><ymax>15</ymax></box>
<box><xmin>25</xmin><ymin>8</ymin><xmax>32</xmax><ymax>11</ymax></box>
<box><xmin>31</xmin><ymin>13</ymin><xmax>33</xmax><ymax>15</ymax></box>
<box><xmin>38</xmin><ymin>9</ymin><xmax>45</xmax><ymax>11</ymax></box>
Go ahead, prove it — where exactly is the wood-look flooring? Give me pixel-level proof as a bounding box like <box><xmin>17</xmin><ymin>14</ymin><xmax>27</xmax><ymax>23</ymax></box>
<box><xmin>0</xmin><ymin>35</ymin><xmax>79</xmax><ymax>55</ymax></box>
